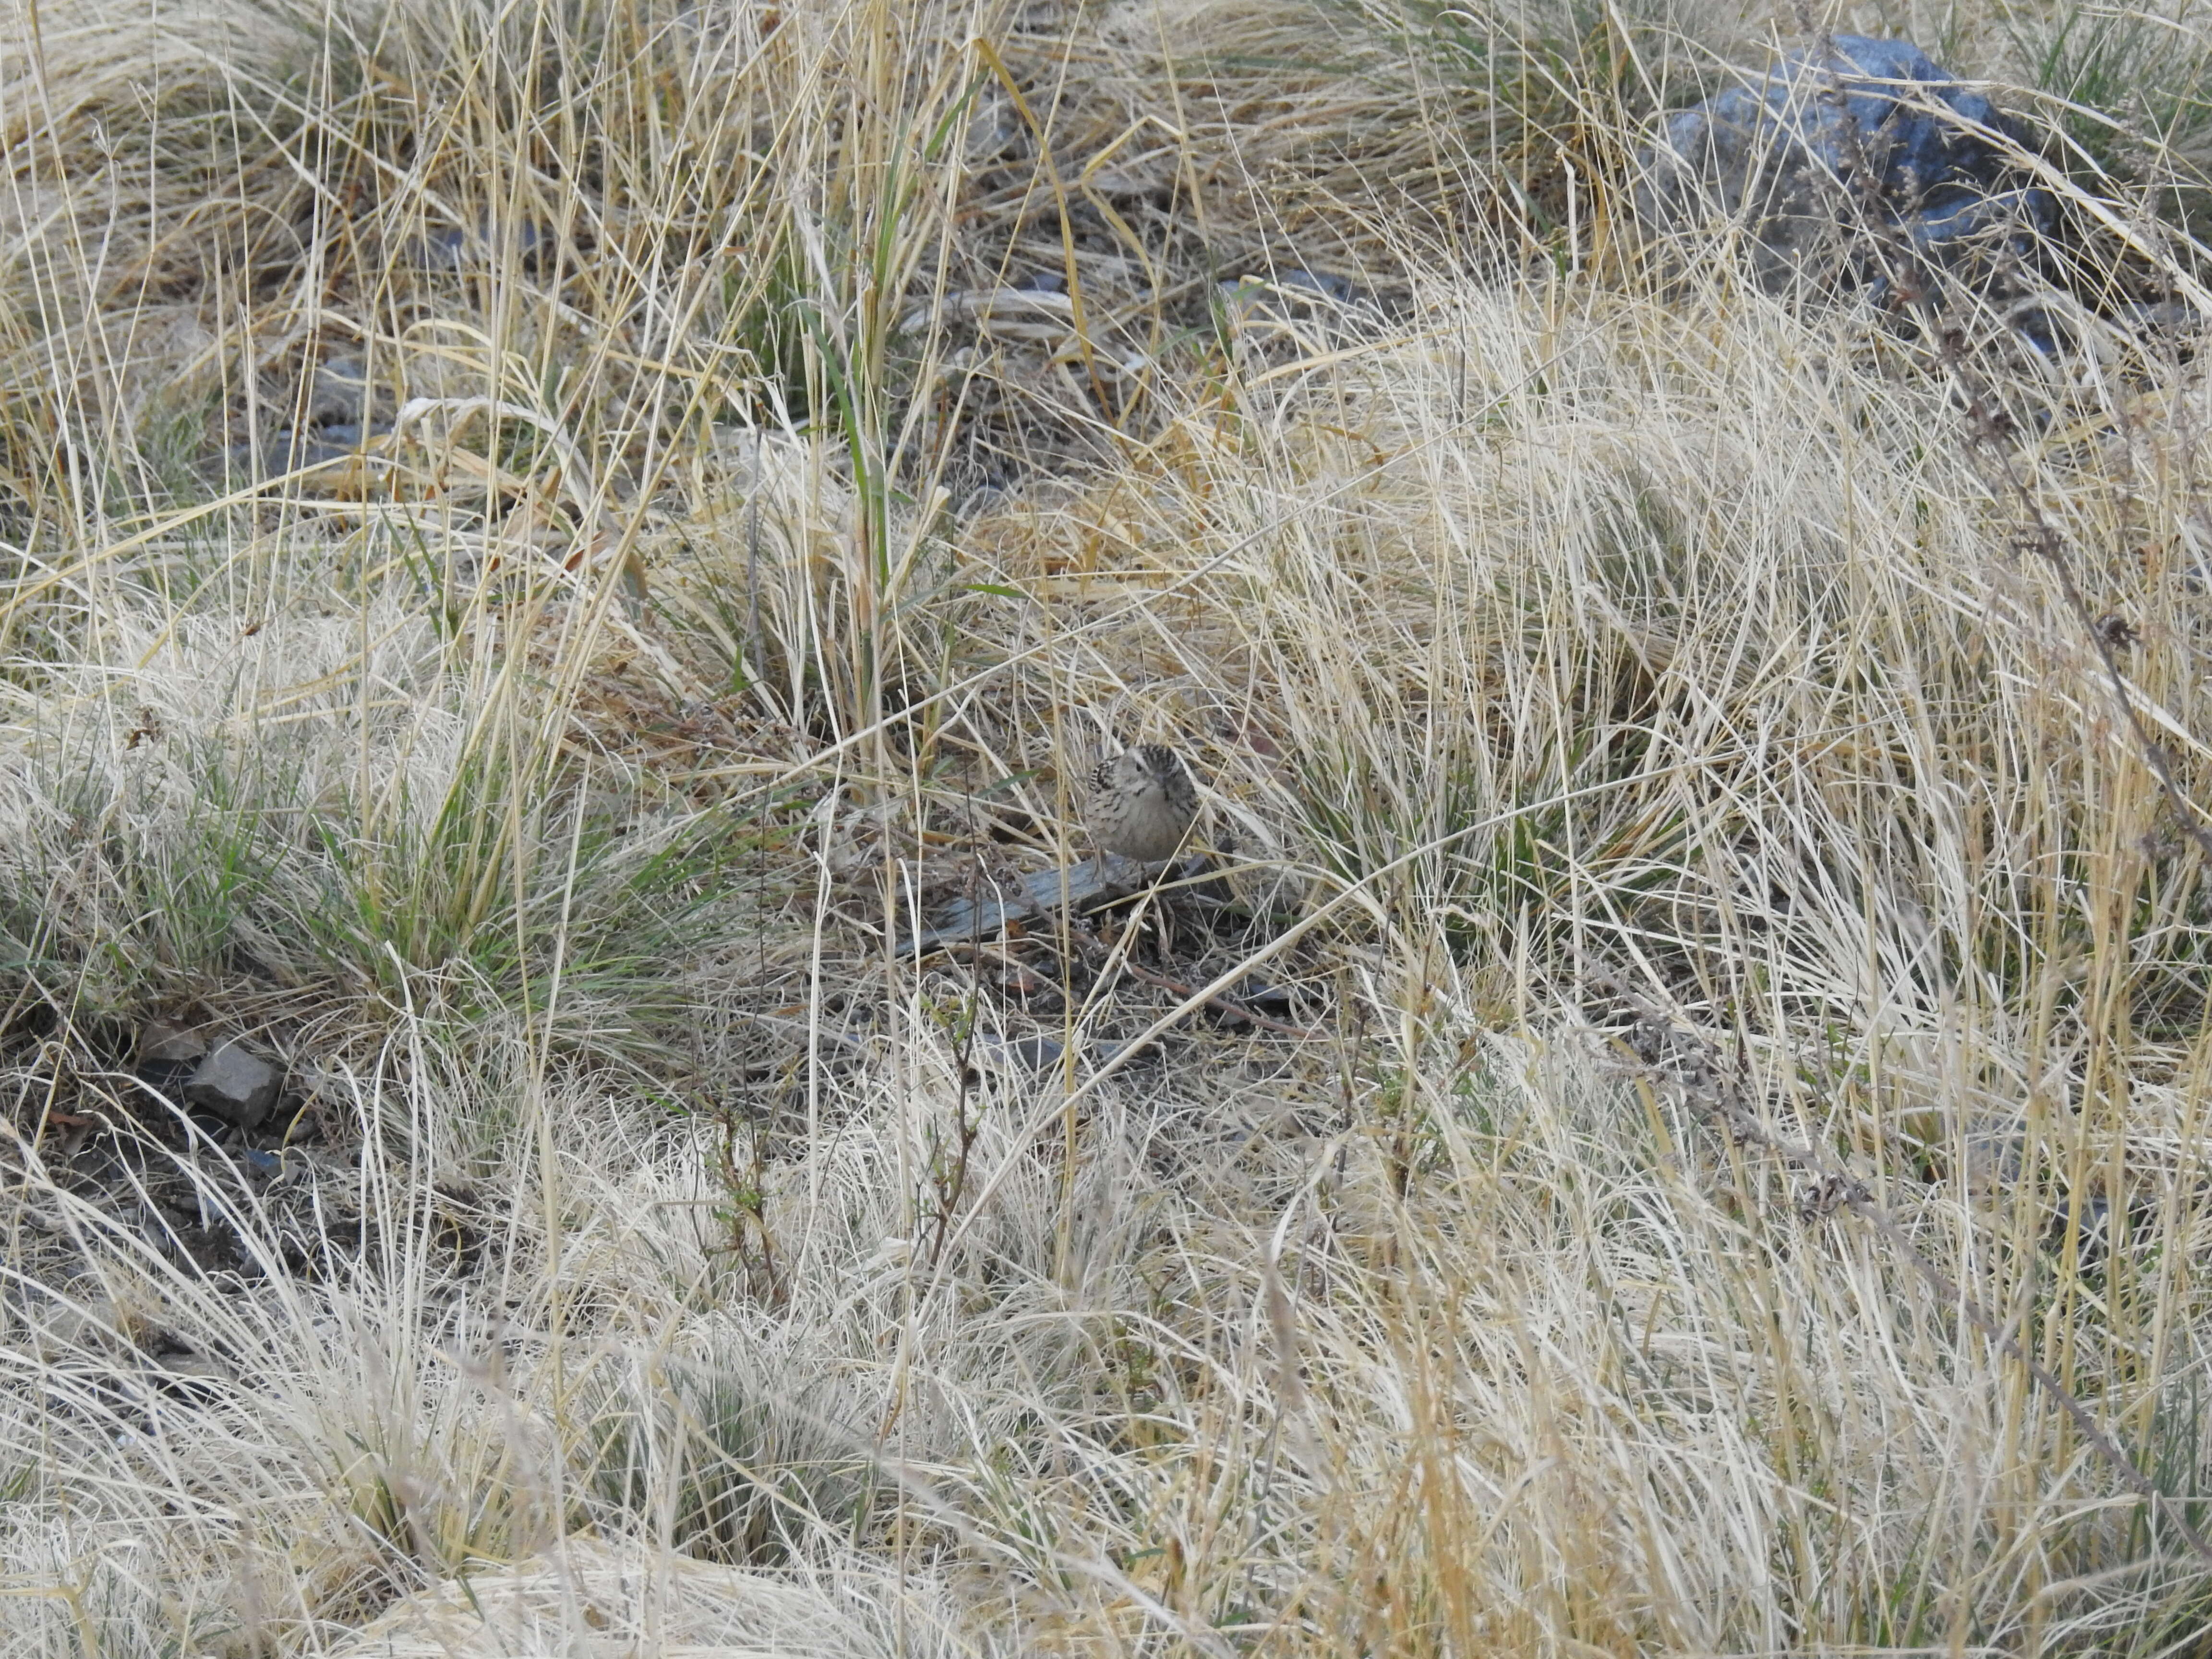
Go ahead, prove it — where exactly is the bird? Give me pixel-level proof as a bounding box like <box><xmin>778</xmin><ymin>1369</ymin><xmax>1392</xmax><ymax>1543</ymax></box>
<box><xmin>1086</xmin><ymin>744</ymin><xmax>1200</xmax><ymax>863</ymax></box>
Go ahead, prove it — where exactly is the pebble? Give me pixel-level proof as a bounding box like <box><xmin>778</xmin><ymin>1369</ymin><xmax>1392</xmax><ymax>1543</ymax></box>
<box><xmin>137</xmin><ymin>1019</ymin><xmax>207</xmax><ymax>1065</ymax></box>
<box><xmin>184</xmin><ymin>1042</ymin><xmax>281</xmax><ymax>1131</ymax></box>
<box><xmin>306</xmin><ymin>356</ymin><xmax>368</xmax><ymax>426</ymax></box>
<box><xmin>975</xmin><ymin>1034</ymin><xmax>1066</xmax><ymax>1073</ymax></box>
<box><xmin>401</xmin><ymin>217</ymin><xmax>552</xmax><ymax>272</ymax></box>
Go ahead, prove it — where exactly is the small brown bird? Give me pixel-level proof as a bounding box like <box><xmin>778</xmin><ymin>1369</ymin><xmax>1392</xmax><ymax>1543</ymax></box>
<box><xmin>1086</xmin><ymin>744</ymin><xmax>1200</xmax><ymax>862</ymax></box>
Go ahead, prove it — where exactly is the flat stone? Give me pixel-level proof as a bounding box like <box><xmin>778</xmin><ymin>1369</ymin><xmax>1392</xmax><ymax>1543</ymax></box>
<box><xmin>1089</xmin><ymin>1035</ymin><xmax>1162</xmax><ymax>1067</ymax></box>
<box><xmin>1634</xmin><ymin>35</ymin><xmax>2055</xmax><ymax>303</ymax></box>
<box><xmin>900</xmin><ymin>851</ymin><xmax>1208</xmax><ymax>955</ymax></box>
<box><xmin>1279</xmin><ymin>267</ymin><xmax>1357</xmax><ymax>303</ymax></box>
<box><xmin>1226</xmin><ymin>976</ymin><xmax>1294</xmax><ymax>1011</ymax></box>
<box><xmin>137</xmin><ymin>1019</ymin><xmax>208</xmax><ymax>1065</ymax></box>
<box><xmin>1958</xmin><ymin>1130</ymin><xmax>2025</xmax><ymax>1197</ymax></box>
<box><xmin>150</xmin><ymin>1349</ymin><xmax>233</xmax><ymax>1404</ymax></box>
<box><xmin>307</xmin><ymin>356</ymin><xmax>368</xmax><ymax>426</ymax></box>
<box><xmin>184</xmin><ymin>1042</ymin><xmax>281</xmax><ymax>1130</ymax></box>
<box><xmin>401</xmin><ymin>216</ymin><xmax>551</xmax><ymax>272</ymax></box>
<box><xmin>975</xmin><ymin>1035</ymin><xmax>1066</xmax><ymax>1074</ymax></box>
<box><xmin>154</xmin><ymin>1349</ymin><xmax>233</xmax><ymax>1382</ymax></box>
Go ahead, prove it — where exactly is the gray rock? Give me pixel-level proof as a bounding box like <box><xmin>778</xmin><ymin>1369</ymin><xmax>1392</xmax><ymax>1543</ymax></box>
<box><xmin>154</xmin><ymin>1349</ymin><xmax>233</xmax><ymax>1386</ymax></box>
<box><xmin>137</xmin><ymin>1019</ymin><xmax>207</xmax><ymax>1065</ymax></box>
<box><xmin>1088</xmin><ymin>1035</ymin><xmax>1161</xmax><ymax>1067</ymax></box>
<box><xmin>1224</xmin><ymin>976</ymin><xmax>1294</xmax><ymax>1013</ymax></box>
<box><xmin>975</xmin><ymin>1034</ymin><xmax>1066</xmax><ymax>1073</ymax></box>
<box><xmin>1958</xmin><ymin>1130</ymin><xmax>2024</xmax><ymax>1195</ymax></box>
<box><xmin>306</xmin><ymin>356</ymin><xmax>368</xmax><ymax>426</ymax></box>
<box><xmin>401</xmin><ymin>216</ymin><xmax>552</xmax><ymax>272</ymax></box>
<box><xmin>899</xmin><ymin>851</ymin><xmax>1208</xmax><ymax>955</ymax></box>
<box><xmin>1635</xmin><ymin>36</ymin><xmax>2055</xmax><ymax>300</ymax></box>
<box><xmin>1217</xmin><ymin>267</ymin><xmax>1364</xmax><ymax>320</ymax></box>
<box><xmin>227</xmin><ymin>423</ymin><xmax>388</xmax><ymax>481</ymax></box>
<box><xmin>1279</xmin><ymin>267</ymin><xmax>1358</xmax><ymax>303</ymax></box>
<box><xmin>184</xmin><ymin>1042</ymin><xmax>281</xmax><ymax>1130</ymax></box>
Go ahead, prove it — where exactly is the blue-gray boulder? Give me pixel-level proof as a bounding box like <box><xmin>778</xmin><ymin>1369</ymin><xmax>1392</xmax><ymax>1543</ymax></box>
<box><xmin>1635</xmin><ymin>36</ymin><xmax>2053</xmax><ymax>294</ymax></box>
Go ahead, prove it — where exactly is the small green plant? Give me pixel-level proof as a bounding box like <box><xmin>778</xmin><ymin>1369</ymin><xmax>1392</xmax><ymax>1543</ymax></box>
<box><xmin>581</xmin><ymin>1345</ymin><xmax>877</xmax><ymax>1565</ymax></box>
<box><xmin>2005</xmin><ymin>2</ymin><xmax>2212</xmax><ymax>227</ymax></box>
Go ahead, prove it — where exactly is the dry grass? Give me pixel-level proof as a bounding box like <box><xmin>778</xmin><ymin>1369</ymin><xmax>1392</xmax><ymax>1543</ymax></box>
<box><xmin>8</xmin><ymin>0</ymin><xmax>2212</xmax><ymax>1652</ymax></box>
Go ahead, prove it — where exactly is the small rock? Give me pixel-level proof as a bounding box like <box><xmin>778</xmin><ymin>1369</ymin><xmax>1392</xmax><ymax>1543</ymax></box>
<box><xmin>307</xmin><ymin>356</ymin><xmax>368</xmax><ymax>426</ymax></box>
<box><xmin>1957</xmin><ymin>1131</ymin><xmax>2023</xmax><ymax>1194</ymax></box>
<box><xmin>975</xmin><ymin>1035</ymin><xmax>1066</xmax><ymax>1073</ymax></box>
<box><xmin>228</xmin><ymin>432</ymin><xmax>353</xmax><ymax>479</ymax></box>
<box><xmin>402</xmin><ymin>216</ymin><xmax>552</xmax><ymax>272</ymax></box>
<box><xmin>2129</xmin><ymin>299</ymin><xmax>2200</xmax><ymax>335</ymax></box>
<box><xmin>138</xmin><ymin>1201</ymin><xmax>197</xmax><ymax>1255</ymax></box>
<box><xmin>151</xmin><ymin>1349</ymin><xmax>232</xmax><ymax>1403</ymax></box>
<box><xmin>1218</xmin><ymin>268</ymin><xmax>1360</xmax><ymax>315</ymax></box>
<box><xmin>137</xmin><ymin>1020</ymin><xmax>207</xmax><ymax>1066</ymax></box>
<box><xmin>1280</xmin><ymin>267</ymin><xmax>1357</xmax><ymax>303</ymax></box>
<box><xmin>1222</xmin><ymin>976</ymin><xmax>1296</xmax><ymax>1016</ymax></box>
<box><xmin>184</xmin><ymin>1042</ymin><xmax>281</xmax><ymax>1131</ymax></box>
<box><xmin>1089</xmin><ymin>1035</ymin><xmax>1162</xmax><ymax>1067</ymax></box>
<box><xmin>1633</xmin><ymin>35</ymin><xmax>2055</xmax><ymax>299</ymax></box>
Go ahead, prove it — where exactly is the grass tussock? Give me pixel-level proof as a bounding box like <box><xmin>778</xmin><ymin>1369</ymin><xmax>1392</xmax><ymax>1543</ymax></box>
<box><xmin>9</xmin><ymin>0</ymin><xmax>2212</xmax><ymax>1652</ymax></box>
